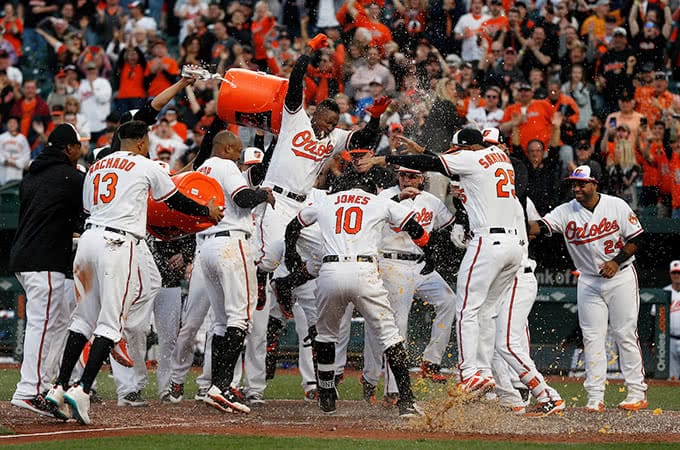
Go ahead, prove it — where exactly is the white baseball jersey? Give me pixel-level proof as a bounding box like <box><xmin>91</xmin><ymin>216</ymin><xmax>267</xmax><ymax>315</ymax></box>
<box><xmin>0</xmin><ymin>131</ymin><xmax>31</xmax><ymax>184</ymax></box>
<box><xmin>541</xmin><ymin>194</ymin><xmax>643</xmax><ymax>277</ymax></box>
<box><xmin>84</xmin><ymin>151</ymin><xmax>177</xmax><ymax>237</ymax></box>
<box><xmin>378</xmin><ymin>186</ymin><xmax>454</xmax><ymax>255</ymax></box>
<box><xmin>667</xmin><ymin>285</ymin><xmax>680</xmax><ymax>337</ymax></box>
<box><xmin>439</xmin><ymin>146</ymin><xmax>523</xmax><ymax>232</ymax></box>
<box><xmin>264</xmin><ymin>106</ymin><xmax>352</xmax><ymax>195</ymax></box>
<box><xmin>297</xmin><ymin>188</ymin><xmax>414</xmax><ymax>257</ymax></box>
<box><xmin>196</xmin><ymin>156</ymin><xmax>252</xmax><ymax>235</ymax></box>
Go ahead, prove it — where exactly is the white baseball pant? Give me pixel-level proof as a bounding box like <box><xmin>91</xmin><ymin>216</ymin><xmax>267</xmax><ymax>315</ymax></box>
<box><xmin>333</xmin><ymin>304</ymin><xmax>355</xmax><ymax>378</ymax></box>
<box><xmin>111</xmin><ymin>243</ymin><xmax>161</xmax><ymax>399</ymax></box>
<box><xmin>577</xmin><ymin>266</ymin><xmax>647</xmax><ymax>401</ymax></box>
<box><xmin>455</xmin><ymin>231</ymin><xmax>523</xmax><ymax>380</ymax></box>
<box><xmin>12</xmin><ymin>271</ymin><xmax>69</xmax><ymax>400</ymax></box>
<box><xmin>494</xmin><ymin>268</ymin><xmax>561</xmax><ymax>403</ymax></box>
<box><xmin>670</xmin><ymin>338</ymin><xmax>680</xmax><ymax>380</ymax></box>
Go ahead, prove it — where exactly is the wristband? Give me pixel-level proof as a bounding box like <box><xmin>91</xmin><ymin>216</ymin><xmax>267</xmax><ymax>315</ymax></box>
<box><xmin>412</xmin><ymin>230</ymin><xmax>430</xmax><ymax>248</ymax></box>
<box><xmin>612</xmin><ymin>251</ymin><xmax>630</xmax><ymax>265</ymax></box>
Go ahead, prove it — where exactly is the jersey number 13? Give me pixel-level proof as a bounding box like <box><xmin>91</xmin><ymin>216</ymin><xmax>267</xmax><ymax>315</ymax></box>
<box><xmin>92</xmin><ymin>173</ymin><xmax>118</xmax><ymax>205</ymax></box>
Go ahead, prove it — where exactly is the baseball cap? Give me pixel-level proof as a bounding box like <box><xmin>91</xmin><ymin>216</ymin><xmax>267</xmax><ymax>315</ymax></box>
<box><xmin>157</xmin><ymin>146</ymin><xmax>173</xmax><ymax>155</ymax></box>
<box><xmin>519</xmin><ymin>83</ymin><xmax>532</xmax><ymax>91</ymax></box>
<box><xmin>239</xmin><ymin>147</ymin><xmax>264</xmax><ymax>165</ymax></box>
<box><xmin>504</xmin><ymin>47</ymin><xmax>517</xmax><ymax>54</ymax></box>
<box><xmin>671</xmin><ymin>260</ymin><xmax>680</xmax><ymax>273</ymax></box>
<box><xmin>64</xmin><ymin>64</ymin><xmax>77</xmax><ymax>72</ymax></box>
<box><xmin>445</xmin><ymin>53</ymin><xmax>461</xmax><ymax>67</ymax></box>
<box><xmin>390</xmin><ymin>123</ymin><xmax>404</xmax><ymax>133</ymax></box>
<box><xmin>369</xmin><ymin>79</ymin><xmax>383</xmax><ymax>86</ymax></box>
<box><xmin>451</xmin><ymin>128</ymin><xmax>483</xmax><ymax>146</ymax></box>
<box><xmin>85</xmin><ymin>61</ymin><xmax>97</xmax><ymax>70</ymax></box>
<box><xmin>397</xmin><ymin>166</ymin><xmax>423</xmax><ymax>174</ymax></box>
<box><xmin>641</xmin><ymin>62</ymin><xmax>655</xmax><ymax>73</ymax></box>
<box><xmin>565</xmin><ymin>164</ymin><xmax>598</xmax><ymax>183</ymax></box>
<box><xmin>481</xmin><ymin>127</ymin><xmax>502</xmax><ymax>145</ymax></box>
<box><xmin>129</xmin><ymin>0</ymin><xmax>142</xmax><ymax>8</ymax></box>
<box><xmin>48</xmin><ymin>123</ymin><xmax>81</xmax><ymax>147</ymax></box>
<box><xmin>575</xmin><ymin>139</ymin><xmax>590</xmax><ymax>150</ymax></box>
<box><xmin>51</xmin><ymin>104</ymin><xmax>65</xmax><ymax>116</ymax></box>
<box><xmin>0</xmin><ymin>49</ymin><xmax>8</xmax><ymax>58</ymax></box>
<box><xmin>460</xmin><ymin>61</ymin><xmax>472</xmax><ymax>70</ymax></box>
<box><xmin>613</xmin><ymin>27</ymin><xmax>627</xmax><ymax>37</ymax></box>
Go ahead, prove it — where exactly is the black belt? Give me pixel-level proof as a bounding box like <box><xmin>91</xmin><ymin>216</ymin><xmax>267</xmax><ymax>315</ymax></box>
<box><xmin>490</xmin><ymin>227</ymin><xmax>509</xmax><ymax>234</ymax></box>
<box><xmin>273</xmin><ymin>185</ymin><xmax>307</xmax><ymax>202</ymax></box>
<box><xmin>213</xmin><ymin>230</ymin><xmax>251</xmax><ymax>240</ymax></box>
<box><xmin>323</xmin><ymin>255</ymin><xmax>374</xmax><ymax>263</ymax></box>
<box><xmin>671</xmin><ymin>335</ymin><xmax>680</xmax><ymax>340</ymax></box>
<box><xmin>382</xmin><ymin>253</ymin><xmax>423</xmax><ymax>262</ymax></box>
<box><xmin>85</xmin><ymin>223</ymin><xmax>137</xmax><ymax>240</ymax></box>
<box><xmin>524</xmin><ymin>267</ymin><xmax>533</xmax><ymax>273</ymax></box>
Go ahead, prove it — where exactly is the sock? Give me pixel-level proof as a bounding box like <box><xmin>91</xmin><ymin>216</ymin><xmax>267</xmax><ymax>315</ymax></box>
<box><xmin>220</xmin><ymin>327</ymin><xmax>247</xmax><ymax>392</ymax></box>
<box><xmin>56</xmin><ymin>331</ymin><xmax>88</xmax><ymax>388</ymax></box>
<box><xmin>211</xmin><ymin>334</ymin><xmax>227</xmax><ymax>391</ymax></box>
<box><xmin>385</xmin><ymin>342</ymin><xmax>413</xmax><ymax>404</ymax></box>
<box><xmin>79</xmin><ymin>336</ymin><xmax>114</xmax><ymax>393</ymax></box>
<box><xmin>316</xmin><ymin>341</ymin><xmax>335</xmax><ymax>390</ymax></box>
<box><xmin>265</xmin><ymin>316</ymin><xmax>284</xmax><ymax>380</ymax></box>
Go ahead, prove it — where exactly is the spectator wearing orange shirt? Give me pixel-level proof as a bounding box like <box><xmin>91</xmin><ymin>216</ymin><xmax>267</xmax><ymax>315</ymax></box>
<box><xmin>9</xmin><ymin>80</ymin><xmax>51</xmax><ymax>151</ymax></box>
<box><xmin>636</xmin><ymin>120</ymin><xmax>667</xmax><ymax>214</ymax></box>
<box><xmin>251</xmin><ymin>1</ymin><xmax>277</xmax><ymax>71</ymax></box>
<box><xmin>670</xmin><ymin>137</ymin><xmax>680</xmax><ymax>219</ymax></box>
<box><xmin>500</xmin><ymin>83</ymin><xmax>553</xmax><ymax>152</ymax></box>
<box><xmin>579</xmin><ymin>0</ymin><xmax>609</xmax><ymax>40</ymax></box>
<box><xmin>113</xmin><ymin>47</ymin><xmax>148</xmax><ymax>114</ymax></box>
<box><xmin>635</xmin><ymin>72</ymin><xmax>676</xmax><ymax>126</ymax></box>
<box><xmin>144</xmin><ymin>40</ymin><xmax>180</xmax><ymax>97</ymax></box>
<box><xmin>0</xmin><ymin>3</ymin><xmax>23</xmax><ymax>58</ymax></box>
<box><xmin>164</xmin><ymin>107</ymin><xmax>188</xmax><ymax>142</ymax></box>
<box><xmin>605</xmin><ymin>94</ymin><xmax>645</xmax><ymax>145</ymax></box>
<box><xmin>347</xmin><ymin>0</ymin><xmax>393</xmax><ymax>53</ymax></box>
<box><xmin>304</xmin><ymin>50</ymin><xmax>344</xmax><ymax>107</ymax></box>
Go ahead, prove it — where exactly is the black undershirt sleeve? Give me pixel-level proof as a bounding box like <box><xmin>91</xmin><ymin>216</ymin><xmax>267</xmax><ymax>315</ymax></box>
<box><xmin>233</xmin><ymin>189</ymin><xmax>269</xmax><ymax>208</ymax></box>
<box><xmin>385</xmin><ymin>154</ymin><xmax>448</xmax><ymax>175</ymax></box>
<box><xmin>165</xmin><ymin>191</ymin><xmax>210</xmax><ymax>216</ymax></box>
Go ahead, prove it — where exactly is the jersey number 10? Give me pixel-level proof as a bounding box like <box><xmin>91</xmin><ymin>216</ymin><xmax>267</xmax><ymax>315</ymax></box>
<box><xmin>335</xmin><ymin>206</ymin><xmax>363</xmax><ymax>234</ymax></box>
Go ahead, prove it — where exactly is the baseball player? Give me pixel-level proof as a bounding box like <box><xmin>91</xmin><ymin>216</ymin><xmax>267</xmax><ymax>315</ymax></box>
<box><xmin>358</xmin><ymin>128</ymin><xmax>525</xmax><ymax>398</ymax></box>
<box><xmin>194</xmin><ymin>130</ymin><xmax>276</xmax><ymax>415</ymax></box>
<box><xmin>284</xmin><ymin>174</ymin><xmax>431</xmax><ymax>417</ymax></box>
<box><xmin>666</xmin><ymin>260</ymin><xmax>680</xmax><ymax>379</ymax></box>
<box><xmin>253</xmin><ymin>32</ymin><xmax>389</xmax><ymax>304</ymax></box>
<box><xmin>44</xmin><ymin>121</ymin><xmax>223</xmax><ymax>425</ymax></box>
<box><xmin>529</xmin><ymin>165</ymin><xmax>648</xmax><ymax>412</ymax></box>
<box><xmin>362</xmin><ymin>166</ymin><xmax>456</xmax><ymax>401</ymax></box>
<box><xmin>9</xmin><ymin>124</ymin><xmax>84</xmax><ymax>417</ymax></box>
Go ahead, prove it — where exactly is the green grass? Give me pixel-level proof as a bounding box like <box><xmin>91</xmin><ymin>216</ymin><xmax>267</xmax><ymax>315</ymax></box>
<box><xmin>2</xmin><ymin>366</ymin><xmax>680</xmax><ymax>410</ymax></box>
<box><xmin>3</xmin><ymin>435</ymin><xmax>680</xmax><ymax>449</ymax></box>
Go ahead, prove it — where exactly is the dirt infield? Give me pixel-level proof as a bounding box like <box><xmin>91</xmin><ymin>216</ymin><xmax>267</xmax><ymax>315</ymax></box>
<box><xmin>2</xmin><ymin>396</ymin><xmax>680</xmax><ymax>445</ymax></box>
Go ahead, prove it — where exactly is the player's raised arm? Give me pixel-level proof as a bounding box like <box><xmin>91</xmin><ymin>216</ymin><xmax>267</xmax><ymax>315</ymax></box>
<box><xmin>357</xmin><ymin>153</ymin><xmax>448</xmax><ymax>175</ymax></box>
<box><xmin>347</xmin><ymin>96</ymin><xmax>392</xmax><ymax>149</ymax></box>
<box><xmin>285</xmin><ymin>33</ymin><xmax>329</xmax><ymax>112</ymax></box>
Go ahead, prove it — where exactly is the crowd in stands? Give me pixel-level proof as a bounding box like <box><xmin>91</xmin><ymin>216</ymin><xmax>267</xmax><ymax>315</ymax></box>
<box><xmin>0</xmin><ymin>0</ymin><xmax>679</xmax><ymax>218</ymax></box>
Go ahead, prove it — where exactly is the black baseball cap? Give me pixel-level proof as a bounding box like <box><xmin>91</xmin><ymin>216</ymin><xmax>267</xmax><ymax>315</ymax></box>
<box><xmin>451</xmin><ymin>128</ymin><xmax>483</xmax><ymax>146</ymax></box>
<box><xmin>48</xmin><ymin>123</ymin><xmax>81</xmax><ymax>147</ymax></box>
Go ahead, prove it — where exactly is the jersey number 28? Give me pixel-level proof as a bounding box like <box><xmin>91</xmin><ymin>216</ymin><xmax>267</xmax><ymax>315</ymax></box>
<box><xmin>92</xmin><ymin>173</ymin><xmax>118</xmax><ymax>205</ymax></box>
<box><xmin>335</xmin><ymin>206</ymin><xmax>363</xmax><ymax>234</ymax></box>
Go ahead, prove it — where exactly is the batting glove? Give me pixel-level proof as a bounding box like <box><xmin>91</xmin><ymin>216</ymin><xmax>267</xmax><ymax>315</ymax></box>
<box><xmin>307</xmin><ymin>33</ymin><xmax>329</xmax><ymax>51</ymax></box>
<box><xmin>450</xmin><ymin>224</ymin><xmax>470</xmax><ymax>249</ymax></box>
<box><xmin>365</xmin><ymin>96</ymin><xmax>392</xmax><ymax>119</ymax></box>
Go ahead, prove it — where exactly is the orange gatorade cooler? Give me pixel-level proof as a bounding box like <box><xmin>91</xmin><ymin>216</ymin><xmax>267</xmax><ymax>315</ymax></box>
<box><xmin>216</xmin><ymin>68</ymin><xmax>289</xmax><ymax>134</ymax></box>
<box><xmin>147</xmin><ymin>171</ymin><xmax>225</xmax><ymax>240</ymax></box>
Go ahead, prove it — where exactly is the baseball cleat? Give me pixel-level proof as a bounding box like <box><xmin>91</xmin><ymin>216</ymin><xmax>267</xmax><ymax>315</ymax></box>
<box><xmin>618</xmin><ymin>396</ymin><xmax>648</xmax><ymax>411</ymax></box>
<box><xmin>111</xmin><ymin>339</ymin><xmax>134</xmax><ymax>367</ymax></box>
<box><xmin>318</xmin><ymin>387</ymin><xmax>338</xmax><ymax>415</ymax></box>
<box><xmin>585</xmin><ymin>399</ymin><xmax>605</xmax><ymax>413</ymax></box>
<box><xmin>167</xmin><ymin>382</ymin><xmax>184</xmax><ymax>404</ymax></box>
<box><xmin>246</xmin><ymin>391</ymin><xmax>266</xmax><ymax>406</ymax></box>
<box><xmin>11</xmin><ymin>393</ymin><xmax>55</xmax><ymax>418</ymax></box>
<box><xmin>64</xmin><ymin>384</ymin><xmax>91</xmax><ymax>425</ymax></box>
<box><xmin>457</xmin><ymin>371</ymin><xmax>495</xmax><ymax>397</ymax></box>
<box><xmin>524</xmin><ymin>399</ymin><xmax>565</xmax><ymax>417</ymax></box>
<box><xmin>195</xmin><ymin>386</ymin><xmax>209</xmax><ymax>401</ymax></box>
<box><xmin>117</xmin><ymin>391</ymin><xmax>148</xmax><ymax>407</ymax></box>
<box><xmin>420</xmin><ymin>361</ymin><xmax>450</xmax><ymax>383</ymax></box>
<box><xmin>382</xmin><ymin>393</ymin><xmax>399</xmax><ymax>408</ymax></box>
<box><xmin>205</xmin><ymin>385</ymin><xmax>251</xmax><ymax>414</ymax></box>
<box><xmin>398</xmin><ymin>400</ymin><xmax>425</xmax><ymax>418</ymax></box>
<box><xmin>360</xmin><ymin>375</ymin><xmax>377</xmax><ymax>405</ymax></box>
<box><xmin>45</xmin><ymin>385</ymin><xmax>72</xmax><ymax>420</ymax></box>
<box><xmin>304</xmin><ymin>388</ymin><xmax>319</xmax><ymax>403</ymax></box>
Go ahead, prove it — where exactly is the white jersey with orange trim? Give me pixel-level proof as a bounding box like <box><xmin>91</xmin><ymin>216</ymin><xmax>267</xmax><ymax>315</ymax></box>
<box><xmin>263</xmin><ymin>105</ymin><xmax>352</xmax><ymax>195</ymax></box>
<box><xmin>378</xmin><ymin>186</ymin><xmax>454</xmax><ymax>255</ymax></box>
<box><xmin>297</xmin><ymin>188</ymin><xmax>414</xmax><ymax>257</ymax></box>
<box><xmin>84</xmin><ymin>151</ymin><xmax>177</xmax><ymax>237</ymax></box>
<box><xmin>196</xmin><ymin>156</ymin><xmax>253</xmax><ymax>235</ymax></box>
<box><xmin>541</xmin><ymin>193</ymin><xmax>643</xmax><ymax>277</ymax></box>
<box><xmin>439</xmin><ymin>146</ymin><xmax>523</xmax><ymax>233</ymax></box>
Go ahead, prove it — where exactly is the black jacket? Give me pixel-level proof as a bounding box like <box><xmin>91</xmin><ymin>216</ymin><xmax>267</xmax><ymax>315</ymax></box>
<box><xmin>9</xmin><ymin>149</ymin><xmax>84</xmax><ymax>274</ymax></box>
